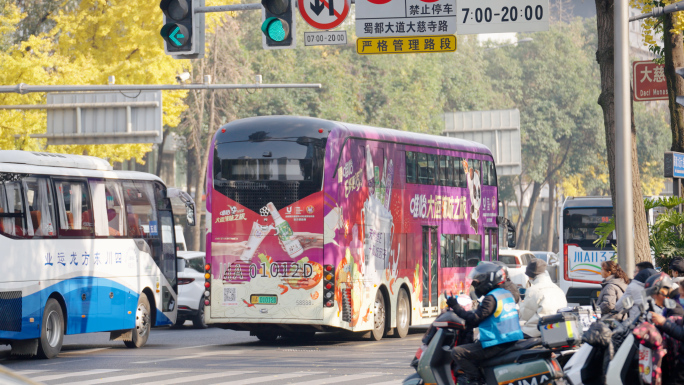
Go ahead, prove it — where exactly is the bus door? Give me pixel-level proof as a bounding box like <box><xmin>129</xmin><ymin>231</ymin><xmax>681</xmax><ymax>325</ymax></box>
<box><xmin>484</xmin><ymin>228</ymin><xmax>498</xmax><ymax>261</ymax></box>
<box><xmin>421</xmin><ymin>226</ymin><xmax>439</xmax><ymax>317</ymax></box>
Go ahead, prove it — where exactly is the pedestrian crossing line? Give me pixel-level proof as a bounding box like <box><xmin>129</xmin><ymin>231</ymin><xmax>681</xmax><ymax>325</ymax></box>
<box><xmin>137</xmin><ymin>370</ymin><xmax>255</xmax><ymax>385</ymax></box>
<box><xmin>66</xmin><ymin>370</ymin><xmax>188</xmax><ymax>385</ymax></box>
<box><xmin>31</xmin><ymin>369</ymin><xmax>120</xmax><ymax>382</ymax></box>
<box><xmin>132</xmin><ymin>350</ymin><xmax>245</xmax><ymax>364</ymax></box>
<box><xmin>213</xmin><ymin>371</ymin><xmax>325</xmax><ymax>385</ymax></box>
<box><xmin>60</xmin><ymin>348</ymin><xmax>111</xmax><ymax>355</ymax></box>
<box><xmin>14</xmin><ymin>370</ymin><xmax>48</xmax><ymax>376</ymax></box>
<box><xmin>292</xmin><ymin>372</ymin><xmax>386</xmax><ymax>385</ymax></box>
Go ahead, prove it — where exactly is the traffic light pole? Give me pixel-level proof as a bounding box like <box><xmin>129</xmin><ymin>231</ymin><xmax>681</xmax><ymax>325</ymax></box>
<box><xmin>615</xmin><ymin>0</ymin><xmax>634</xmax><ymax>277</ymax></box>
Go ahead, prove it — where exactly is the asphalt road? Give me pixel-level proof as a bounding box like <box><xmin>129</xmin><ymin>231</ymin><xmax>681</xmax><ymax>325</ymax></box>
<box><xmin>0</xmin><ymin>324</ymin><xmax>424</xmax><ymax>385</ymax></box>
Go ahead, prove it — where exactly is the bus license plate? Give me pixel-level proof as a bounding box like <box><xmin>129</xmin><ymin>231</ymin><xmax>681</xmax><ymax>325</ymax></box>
<box><xmin>250</xmin><ymin>295</ymin><xmax>278</xmax><ymax>305</ymax></box>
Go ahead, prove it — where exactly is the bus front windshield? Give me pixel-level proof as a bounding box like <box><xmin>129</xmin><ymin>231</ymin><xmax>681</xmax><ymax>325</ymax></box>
<box><xmin>213</xmin><ymin>138</ymin><xmax>325</xmax><ymax>213</ymax></box>
<box><xmin>563</xmin><ymin>207</ymin><xmax>615</xmax><ymax>249</ymax></box>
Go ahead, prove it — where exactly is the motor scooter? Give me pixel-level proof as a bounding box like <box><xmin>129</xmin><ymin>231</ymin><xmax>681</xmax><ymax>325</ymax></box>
<box><xmin>403</xmin><ymin>296</ymin><xmax>564</xmax><ymax>385</ymax></box>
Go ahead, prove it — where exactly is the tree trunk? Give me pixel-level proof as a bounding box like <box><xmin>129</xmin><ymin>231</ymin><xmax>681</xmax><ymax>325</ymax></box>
<box><xmin>595</xmin><ymin>0</ymin><xmax>651</xmax><ymax>264</ymax></box>
<box><xmin>545</xmin><ymin>179</ymin><xmax>556</xmax><ymax>251</ymax></box>
<box><xmin>519</xmin><ymin>181</ymin><xmax>543</xmax><ymax>250</ymax></box>
<box><xmin>664</xmin><ymin>14</ymin><xmax>684</xmax><ymax>153</ymax></box>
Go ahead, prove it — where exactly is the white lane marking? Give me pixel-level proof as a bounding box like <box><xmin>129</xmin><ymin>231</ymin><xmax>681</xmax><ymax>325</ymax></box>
<box><xmin>170</xmin><ymin>344</ymin><xmax>220</xmax><ymax>350</ymax></box>
<box><xmin>293</xmin><ymin>372</ymin><xmax>385</xmax><ymax>385</ymax></box>
<box><xmin>213</xmin><ymin>371</ymin><xmax>325</xmax><ymax>385</ymax></box>
<box><xmin>68</xmin><ymin>370</ymin><xmax>187</xmax><ymax>385</ymax></box>
<box><xmin>31</xmin><ymin>369</ymin><xmax>120</xmax><ymax>382</ymax></box>
<box><xmin>138</xmin><ymin>370</ymin><xmax>255</xmax><ymax>385</ymax></box>
<box><xmin>60</xmin><ymin>348</ymin><xmax>110</xmax><ymax>355</ymax></box>
<box><xmin>14</xmin><ymin>370</ymin><xmax>48</xmax><ymax>375</ymax></box>
<box><xmin>132</xmin><ymin>350</ymin><xmax>244</xmax><ymax>364</ymax></box>
<box><xmin>365</xmin><ymin>380</ymin><xmax>404</xmax><ymax>385</ymax></box>
<box><xmin>41</xmin><ymin>358</ymin><xmax>90</xmax><ymax>366</ymax></box>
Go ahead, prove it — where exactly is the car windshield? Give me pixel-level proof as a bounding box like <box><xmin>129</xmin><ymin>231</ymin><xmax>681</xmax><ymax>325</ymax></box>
<box><xmin>532</xmin><ymin>253</ymin><xmax>548</xmax><ymax>262</ymax></box>
<box><xmin>499</xmin><ymin>255</ymin><xmax>518</xmax><ymax>266</ymax></box>
<box><xmin>184</xmin><ymin>256</ymin><xmax>205</xmax><ymax>273</ymax></box>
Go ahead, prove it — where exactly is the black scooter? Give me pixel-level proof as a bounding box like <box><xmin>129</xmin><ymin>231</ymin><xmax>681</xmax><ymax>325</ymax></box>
<box><xmin>403</xmin><ymin>302</ymin><xmax>565</xmax><ymax>385</ymax></box>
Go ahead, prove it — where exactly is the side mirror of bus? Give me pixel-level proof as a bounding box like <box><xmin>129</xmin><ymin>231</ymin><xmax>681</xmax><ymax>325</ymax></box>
<box><xmin>507</xmin><ymin>223</ymin><xmax>516</xmax><ymax>248</ymax></box>
<box><xmin>177</xmin><ymin>258</ymin><xmax>185</xmax><ymax>273</ymax></box>
<box><xmin>167</xmin><ymin>188</ymin><xmax>196</xmax><ymax>226</ymax></box>
<box><xmin>185</xmin><ymin>202</ymin><xmax>196</xmax><ymax>227</ymax></box>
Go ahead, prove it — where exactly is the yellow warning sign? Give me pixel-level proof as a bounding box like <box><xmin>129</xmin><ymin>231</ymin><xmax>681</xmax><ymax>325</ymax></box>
<box><xmin>357</xmin><ymin>35</ymin><xmax>456</xmax><ymax>55</ymax></box>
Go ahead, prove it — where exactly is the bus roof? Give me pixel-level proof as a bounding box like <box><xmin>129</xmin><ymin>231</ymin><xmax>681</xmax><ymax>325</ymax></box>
<box><xmin>0</xmin><ymin>150</ymin><xmax>112</xmax><ymax>171</ymax></box>
<box><xmin>563</xmin><ymin>196</ymin><xmax>612</xmax><ymax>208</ymax></box>
<box><xmin>0</xmin><ymin>151</ymin><xmax>163</xmax><ymax>183</ymax></box>
<box><xmin>214</xmin><ymin>116</ymin><xmax>494</xmax><ymax>157</ymax></box>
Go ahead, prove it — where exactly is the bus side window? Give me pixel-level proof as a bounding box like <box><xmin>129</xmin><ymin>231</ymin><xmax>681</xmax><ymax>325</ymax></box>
<box><xmin>417</xmin><ymin>153</ymin><xmax>428</xmax><ymax>184</ymax></box>
<box><xmin>438</xmin><ymin>155</ymin><xmax>448</xmax><ymax>186</ymax></box>
<box><xmin>406</xmin><ymin>151</ymin><xmax>416</xmax><ymax>184</ymax></box>
<box><xmin>23</xmin><ymin>177</ymin><xmax>57</xmax><ymax>238</ymax></box>
<box><xmin>122</xmin><ymin>181</ymin><xmax>158</xmax><ymax>240</ymax></box>
<box><xmin>89</xmin><ymin>179</ymin><xmax>127</xmax><ymax>237</ymax></box>
<box><xmin>454</xmin><ymin>157</ymin><xmax>466</xmax><ymax>188</ymax></box>
<box><xmin>483</xmin><ymin>161</ymin><xmax>497</xmax><ymax>186</ymax></box>
<box><xmin>54</xmin><ymin>179</ymin><xmax>94</xmax><ymax>237</ymax></box>
<box><xmin>427</xmin><ymin>154</ymin><xmax>437</xmax><ymax>185</ymax></box>
<box><xmin>0</xmin><ymin>180</ymin><xmax>28</xmax><ymax>238</ymax></box>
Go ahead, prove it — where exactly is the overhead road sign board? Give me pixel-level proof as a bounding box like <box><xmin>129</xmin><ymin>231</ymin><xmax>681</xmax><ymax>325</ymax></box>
<box><xmin>456</xmin><ymin>0</ymin><xmax>549</xmax><ymax>35</ymax></box>
<box><xmin>45</xmin><ymin>91</ymin><xmax>163</xmax><ymax>145</ymax></box>
<box><xmin>664</xmin><ymin>152</ymin><xmax>684</xmax><ymax>178</ymax></box>
<box><xmin>357</xmin><ymin>35</ymin><xmax>456</xmax><ymax>54</ymax></box>
<box><xmin>442</xmin><ymin>109</ymin><xmax>521</xmax><ymax>176</ymax></box>
<box><xmin>299</xmin><ymin>0</ymin><xmax>350</xmax><ymax>30</ymax></box>
<box><xmin>304</xmin><ymin>31</ymin><xmax>347</xmax><ymax>45</ymax></box>
<box><xmin>355</xmin><ymin>0</ymin><xmax>456</xmax><ymax>38</ymax></box>
<box><xmin>633</xmin><ymin>60</ymin><xmax>668</xmax><ymax>101</ymax></box>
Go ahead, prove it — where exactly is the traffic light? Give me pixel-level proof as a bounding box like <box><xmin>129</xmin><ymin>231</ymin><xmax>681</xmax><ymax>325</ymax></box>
<box><xmin>160</xmin><ymin>0</ymin><xmax>205</xmax><ymax>59</ymax></box>
<box><xmin>261</xmin><ymin>0</ymin><xmax>296</xmax><ymax>49</ymax></box>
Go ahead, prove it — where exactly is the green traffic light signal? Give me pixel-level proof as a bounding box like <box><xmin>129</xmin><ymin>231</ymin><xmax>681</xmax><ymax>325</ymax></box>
<box><xmin>161</xmin><ymin>23</ymin><xmax>190</xmax><ymax>47</ymax></box>
<box><xmin>261</xmin><ymin>17</ymin><xmax>289</xmax><ymax>42</ymax></box>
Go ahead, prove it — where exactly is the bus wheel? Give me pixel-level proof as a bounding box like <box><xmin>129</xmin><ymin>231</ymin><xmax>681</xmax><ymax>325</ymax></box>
<box><xmin>393</xmin><ymin>289</ymin><xmax>410</xmax><ymax>338</ymax></box>
<box><xmin>370</xmin><ymin>290</ymin><xmax>386</xmax><ymax>341</ymax></box>
<box><xmin>192</xmin><ymin>300</ymin><xmax>207</xmax><ymax>329</ymax></box>
<box><xmin>37</xmin><ymin>299</ymin><xmax>64</xmax><ymax>359</ymax></box>
<box><xmin>255</xmin><ymin>331</ymin><xmax>279</xmax><ymax>342</ymax></box>
<box><xmin>125</xmin><ymin>295</ymin><xmax>151</xmax><ymax>348</ymax></box>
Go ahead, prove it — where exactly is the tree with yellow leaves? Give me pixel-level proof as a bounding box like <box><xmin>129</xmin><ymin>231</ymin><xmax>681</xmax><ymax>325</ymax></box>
<box><xmin>0</xmin><ymin>1</ymin><xmax>189</xmax><ymax>163</ymax></box>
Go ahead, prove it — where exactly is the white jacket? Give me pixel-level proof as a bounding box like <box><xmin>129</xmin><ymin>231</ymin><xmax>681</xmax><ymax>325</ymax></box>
<box><xmin>615</xmin><ymin>280</ymin><xmax>644</xmax><ymax>319</ymax></box>
<box><xmin>519</xmin><ymin>272</ymin><xmax>568</xmax><ymax>337</ymax></box>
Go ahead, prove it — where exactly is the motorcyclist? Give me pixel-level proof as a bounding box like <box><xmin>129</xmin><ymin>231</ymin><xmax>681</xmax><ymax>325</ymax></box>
<box><xmin>493</xmin><ymin>260</ymin><xmax>521</xmax><ymax>304</ymax></box>
<box><xmin>450</xmin><ymin>262</ymin><xmax>524</xmax><ymax>385</ymax></box>
<box><xmin>644</xmin><ymin>272</ymin><xmax>684</xmax><ymax>318</ymax></box>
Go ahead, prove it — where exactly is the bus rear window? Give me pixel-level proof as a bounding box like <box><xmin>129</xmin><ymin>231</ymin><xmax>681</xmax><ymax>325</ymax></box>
<box><xmin>563</xmin><ymin>207</ymin><xmax>614</xmax><ymax>248</ymax></box>
<box><xmin>220</xmin><ymin>158</ymin><xmax>314</xmax><ymax>181</ymax></box>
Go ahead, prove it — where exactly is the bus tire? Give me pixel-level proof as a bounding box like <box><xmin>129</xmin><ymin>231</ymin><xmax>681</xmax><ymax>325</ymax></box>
<box><xmin>370</xmin><ymin>290</ymin><xmax>386</xmax><ymax>341</ymax></box>
<box><xmin>255</xmin><ymin>331</ymin><xmax>279</xmax><ymax>342</ymax></box>
<box><xmin>37</xmin><ymin>298</ymin><xmax>64</xmax><ymax>359</ymax></box>
<box><xmin>192</xmin><ymin>300</ymin><xmax>207</xmax><ymax>329</ymax></box>
<box><xmin>393</xmin><ymin>289</ymin><xmax>410</xmax><ymax>338</ymax></box>
<box><xmin>125</xmin><ymin>295</ymin><xmax>151</xmax><ymax>348</ymax></box>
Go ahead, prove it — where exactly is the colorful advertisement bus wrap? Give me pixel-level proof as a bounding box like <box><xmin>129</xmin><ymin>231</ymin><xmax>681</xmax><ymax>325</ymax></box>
<box><xmin>205</xmin><ymin>116</ymin><xmax>500</xmax><ymax>340</ymax></box>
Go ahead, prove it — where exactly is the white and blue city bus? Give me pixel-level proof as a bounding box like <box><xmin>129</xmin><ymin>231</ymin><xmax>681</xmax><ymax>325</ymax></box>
<box><xmin>0</xmin><ymin>151</ymin><xmax>195</xmax><ymax>358</ymax></box>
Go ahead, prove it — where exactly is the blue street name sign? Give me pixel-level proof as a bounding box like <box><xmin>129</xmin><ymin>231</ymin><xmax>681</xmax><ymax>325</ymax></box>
<box><xmin>664</xmin><ymin>151</ymin><xmax>684</xmax><ymax>178</ymax></box>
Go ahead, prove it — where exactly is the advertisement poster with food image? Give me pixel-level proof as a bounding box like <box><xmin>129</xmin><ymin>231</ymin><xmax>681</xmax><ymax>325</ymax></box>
<box><xmin>209</xmin><ymin>185</ymin><xmax>325</xmax><ymax>320</ymax></box>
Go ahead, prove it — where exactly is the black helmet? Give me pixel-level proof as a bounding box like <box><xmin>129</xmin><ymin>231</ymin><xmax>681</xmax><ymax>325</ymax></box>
<box><xmin>492</xmin><ymin>260</ymin><xmax>510</xmax><ymax>280</ymax></box>
<box><xmin>644</xmin><ymin>272</ymin><xmax>673</xmax><ymax>297</ymax></box>
<box><xmin>468</xmin><ymin>261</ymin><xmax>506</xmax><ymax>297</ymax></box>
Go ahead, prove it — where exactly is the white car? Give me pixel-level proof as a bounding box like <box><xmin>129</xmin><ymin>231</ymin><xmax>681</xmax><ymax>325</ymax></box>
<box><xmin>498</xmin><ymin>249</ymin><xmax>537</xmax><ymax>289</ymax></box>
<box><xmin>176</xmin><ymin>251</ymin><xmax>207</xmax><ymax>328</ymax></box>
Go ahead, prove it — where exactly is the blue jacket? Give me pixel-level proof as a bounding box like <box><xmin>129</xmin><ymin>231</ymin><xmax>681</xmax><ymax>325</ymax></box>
<box><xmin>479</xmin><ymin>288</ymin><xmax>524</xmax><ymax>348</ymax></box>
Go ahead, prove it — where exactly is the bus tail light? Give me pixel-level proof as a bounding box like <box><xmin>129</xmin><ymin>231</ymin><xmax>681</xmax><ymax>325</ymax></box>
<box><xmin>204</xmin><ymin>264</ymin><xmax>211</xmax><ymax>306</ymax></box>
<box><xmin>323</xmin><ymin>264</ymin><xmax>335</xmax><ymax>307</ymax></box>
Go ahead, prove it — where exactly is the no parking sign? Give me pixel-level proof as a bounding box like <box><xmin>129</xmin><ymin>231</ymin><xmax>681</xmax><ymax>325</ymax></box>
<box><xmin>298</xmin><ymin>0</ymin><xmax>350</xmax><ymax>30</ymax></box>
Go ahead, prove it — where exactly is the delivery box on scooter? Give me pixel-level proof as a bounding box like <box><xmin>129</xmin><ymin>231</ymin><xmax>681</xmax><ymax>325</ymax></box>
<box><xmin>538</xmin><ymin>312</ymin><xmax>583</xmax><ymax>349</ymax></box>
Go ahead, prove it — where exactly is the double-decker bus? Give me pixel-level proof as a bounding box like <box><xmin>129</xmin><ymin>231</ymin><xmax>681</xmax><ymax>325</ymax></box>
<box><xmin>205</xmin><ymin>116</ymin><xmax>501</xmax><ymax>341</ymax></box>
<box><xmin>0</xmin><ymin>151</ymin><xmax>195</xmax><ymax>358</ymax></box>
<box><xmin>559</xmin><ymin>196</ymin><xmax>615</xmax><ymax>305</ymax></box>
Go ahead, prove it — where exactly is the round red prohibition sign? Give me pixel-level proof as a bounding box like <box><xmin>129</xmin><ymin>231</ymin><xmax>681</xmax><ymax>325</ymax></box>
<box><xmin>367</xmin><ymin>0</ymin><xmax>392</xmax><ymax>4</ymax></box>
<box><xmin>298</xmin><ymin>0</ymin><xmax>350</xmax><ymax>30</ymax></box>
